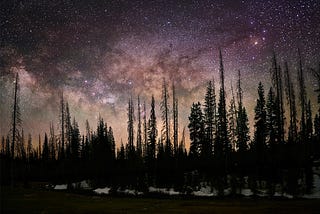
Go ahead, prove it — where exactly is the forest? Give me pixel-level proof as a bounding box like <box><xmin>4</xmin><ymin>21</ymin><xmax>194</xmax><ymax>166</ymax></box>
<box><xmin>1</xmin><ymin>50</ymin><xmax>320</xmax><ymax>197</ymax></box>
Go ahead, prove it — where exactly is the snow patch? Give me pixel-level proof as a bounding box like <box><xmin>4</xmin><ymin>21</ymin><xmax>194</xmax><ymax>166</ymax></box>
<box><xmin>283</xmin><ymin>193</ymin><xmax>293</xmax><ymax>199</ymax></box>
<box><xmin>257</xmin><ymin>189</ymin><xmax>268</xmax><ymax>197</ymax></box>
<box><xmin>241</xmin><ymin>189</ymin><xmax>253</xmax><ymax>196</ymax></box>
<box><xmin>148</xmin><ymin>187</ymin><xmax>180</xmax><ymax>195</ymax></box>
<box><xmin>79</xmin><ymin>180</ymin><xmax>90</xmax><ymax>189</ymax></box>
<box><xmin>94</xmin><ymin>187</ymin><xmax>111</xmax><ymax>195</ymax></box>
<box><xmin>224</xmin><ymin>188</ymin><xmax>231</xmax><ymax>196</ymax></box>
<box><xmin>54</xmin><ymin>184</ymin><xmax>67</xmax><ymax>190</ymax></box>
<box><xmin>304</xmin><ymin>173</ymin><xmax>320</xmax><ymax>199</ymax></box>
<box><xmin>193</xmin><ymin>186</ymin><xmax>215</xmax><ymax>197</ymax></box>
<box><xmin>117</xmin><ymin>189</ymin><xmax>143</xmax><ymax>196</ymax></box>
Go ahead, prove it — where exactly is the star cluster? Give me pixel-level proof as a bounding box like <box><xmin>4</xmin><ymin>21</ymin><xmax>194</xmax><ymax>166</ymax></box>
<box><xmin>0</xmin><ymin>0</ymin><xmax>319</xmax><ymax>146</ymax></box>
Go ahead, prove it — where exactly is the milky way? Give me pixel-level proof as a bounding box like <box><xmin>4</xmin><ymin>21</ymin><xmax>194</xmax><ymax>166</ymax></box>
<box><xmin>1</xmin><ymin>0</ymin><xmax>319</xmax><ymax>147</ymax></box>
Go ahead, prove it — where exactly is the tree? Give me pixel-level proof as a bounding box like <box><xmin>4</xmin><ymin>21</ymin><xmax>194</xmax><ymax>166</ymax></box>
<box><xmin>147</xmin><ymin>96</ymin><xmax>157</xmax><ymax>161</ymax></box>
<box><xmin>284</xmin><ymin>62</ymin><xmax>298</xmax><ymax>143</ymax></box>
<box><xmin>215</xmin><ymin>49</ymin><xmax>230</xmax><ymax>156</ymax></box>
<box><xmin>314</xmin><ymin>112</ymin><xmax>320</xmax><ymax>140</ymax></box>
<box><xmin>127</xmin><ymin>96</ymin><xmax>135</xmax><ymax>159</ymax></box>
<box><xmin>172</xmin><ymin>83</ymin><xmax>179</xmax><ymax>156</ymax></box>
<box><xmin>59</xmin><ymin>91</ymin><xmax>65</xmax><ymax>159</ymax></box>
<box><xmin>297</xmin><ymin>50</ymin><xmax>307</xmax><ymax>141</ymax></box>
<box><xmin>253</xmin><ymin>82</ymin><xmax>267</xmax><ymax>150</ymax></box>
<box><xmin>143</xmin><ymin>101</ymin><xmax>147</xmax><ymax>158</ymax></box>
<box><xmin>228</xmin><ymin>83</ymin><xmax>237</xmax><ymax>151</ymax></box>
<box><xmin>1</xmin><ymin>136</ymin><xmax>5</xmax><ymax>155</ymax></box>
<box><xmin>70</xmin><ymin>117</ymin><xmax>80</xmax><ymax>160</ymax></box>
<box><xmin>266</xmin><ymin>88</ymin><xmax>277</xmax><ymax>147</ymax></box>
<box><xmin>188</xmin><ymin>102</ymin><xmax>204</xmax><ymax>158</ymax></box>
<box><xmin>136</xmin><ymin>96</ymin><xmax>142</xmax><ymax>157</ymax></box>
<box><xmin>204</xmin><ymin>80</ymin><xmax>215</xmax><ymax>158</ymax></box>
<box><xmin>306</xmin><ymin>100</ymin><xmax>313</xmax><ymax>141</ymax></box>
<box><xmin>117</xmin><ymin>141</ymin><xmax>126</xmax><ymax>161</ymax></box>
<box><xmin>270</xmin><ymin>53</ymin><xmax>285</xmax><ymax>143</ymax></box>
<box><xmin>5</xmin><ymin>135</ymin><xmax>10</xmax><ymax>157</ymax></box>
<box><xmin>42</xmin><ymin>133</ymin><xmax>49</xmax><ymax>161</ymax></box>
<box><xmin>17</xmin><ymin>129</ymin><xmax>26</xmax><ymax>159</ymax></box>
<box><xmin>85</xmin><ymin>119</ymin><xmax>91</xmax><ymax>143</ymax></box>
<box><xmin>49</xmin><ymin>122</ymin><xmax>56</xmax><ymax>160</ymax></box>
<box><xmin>38</xmin><ymin>134</ymin><xmax>41</xmax><ymax>159</ymax></box>
<box><xmin>107</xmin><ymin>126</ymin><xmax>116</xmax><ymax>160</ymax></box>
<box><xmin>11</xmin><ymin>73</ymin><xmax>21</xmax><ymax>159</ymax></box>
<box><xmin>65</xmin><ymin>103</ymin><xmax>72</xmax><ymax>159</ymax></box>
<box><xmin>236</xmin><ymin>70</ymin><xmax>249</xmax><ymax>152</ymax></box>
<box><xmin>309</xmin><ymin>62</ymin><xmax>320</xmax><ymax>103</ymax></box>
<box><xmin>178</xmin><ymin>127</ymin><xmax>187</xmax><ymax>157</ymax></box>
<box><xmin>161</xmin><ymin>78</ymin><xmax>171</xmax><ymax>157</ymax></box>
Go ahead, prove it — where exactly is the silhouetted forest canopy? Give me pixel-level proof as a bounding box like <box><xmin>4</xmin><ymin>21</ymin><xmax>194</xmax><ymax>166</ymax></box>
<box><xmin>1</xmin><ymin>50</ymin><xmax>320</xmax><ymax>197</ymax></box>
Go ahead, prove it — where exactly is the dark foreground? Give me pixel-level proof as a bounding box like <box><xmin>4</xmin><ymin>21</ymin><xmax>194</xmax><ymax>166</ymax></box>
<box><xmin>2</xmin><ymin>187</ymin><xmax>320</xmax><ymax>214</ymax></box>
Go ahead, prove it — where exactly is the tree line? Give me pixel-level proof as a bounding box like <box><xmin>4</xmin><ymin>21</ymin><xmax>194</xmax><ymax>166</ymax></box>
<box><xmin>1</xmin><ymin>50</ymin><xmax>320</xmax><ymax>196</ymax></box>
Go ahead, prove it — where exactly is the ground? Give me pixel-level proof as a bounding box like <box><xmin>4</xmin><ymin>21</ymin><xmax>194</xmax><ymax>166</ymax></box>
<box><xmin>2</xmin><ymin>187</ymin><xmax>320</xmax><ymax>213</ymax></box>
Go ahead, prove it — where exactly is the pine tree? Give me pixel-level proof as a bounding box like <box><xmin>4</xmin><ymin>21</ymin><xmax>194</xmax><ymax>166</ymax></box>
<box><xmin>178</xmin><ymin>127</ymin><xmax>187</xmax><ymax>156</ymax></box>
<box><xmin>228</xmin><ymin>83</ymin><xmax>237</xmax><ymax>151</ymax></box>
<box><xmin>215</xmin><ymin>49</ymin><xmax>230</xmax><ymax>155</ymax></box>
<box><xmin>42</xmin><ymin>133</ymin><xmax>49</xmax><ymax>161</ymax></box>
<box><xmin>143</xmin><ymin>101</ymin><xmax>148</xmax><ymax>158</ymax></box>
<box><xmin>85</xmin><ymin>119</ymin><xmax>91</xmax><ymax>143</ymax></box>
<box><xmin>5</xmin><ymin>135</ymin><xmax>10</xmax><ymax>157</ymax></box>
<box><xmin>11</xmin><ymin>73</ymin><xmax>21</xmax><ymax>159</ymax></box>
<box><xmin>65</xmin><ymin>103</ymin><xmax>72</xmax><ymax>158</ymax></box>
<box><xmin>49</xmin><ymin>122</ymin><xmax>56</xmax><ymax>160</ymax></box>
<box><xmin>270</xmin><ymin>53</ymin><xmax>285</xmax><ymax>143</ymax></box>
<box><xmin>118</xmin><ymin>141</ymin><xmax>125</xmax><ymax>161</ymax></box>
<box><xmin>188</xmin><ymin>102</ymin><xmax>204</xmax><ymax>158</ymax></box>
<box><xmin>59</xmin><ymin>91</ymin><xmax>65</xmax><ymax>159</ymax></box>
<box><xmin>306</xmin><ymin>100</ymin><xmax>313</xmax><ymax>141</ymax></box>
<box><xmin>136</xmin><ymin>96</ymin><xmax>142</xmax><ymax>157</ymax></box>
<box><xmin>236</xmin><ymin>70</ymin><xmax>249</xmax><ymax>152</ymax></box>
<box><xmin>38</xmin><ymin>134</ymin><xmax>41</xmax><ymax>160</ymax></box>
<box><xmin>314</xmin><ymin>112</ymin><xmax>320</xmax><ymax>140</ymax></box>
<box><xmin>147</xmin><ymin>96</ymin><xmax>157</xmax><ymax>161</ymax></box>
<box><xmin>161</xmin><ymin>78</ymin><xmax>171</xmax><ymax>157</ymax></box>
<box><xmin>17</xmin><ymin>129</ymin><xmax>26</xmax><ymax>159</ymax></box>
<box><xmin>297</xmin><ymin>50</ymin><xmax>307</xmax><ymax>141</ymax></box>
<box><xmin>266</xmin><ymin>88</ymin><xmax>277</xmax><ymax>147</ymax></box>
<box><xmin>71</xmin><ymin>117</ymin><xmax>80</xmax><ymax>160</ymax></box>
<box><xmin>108</xmin><ymin>127</ymin><xmax>116</xmax><ymax>160</ymax></box>
<box><xmin>204</xmin><ymin>81</ymin><xmax>215</xmax><ymax>158</ymax></box>
<box><xmin>172</xmin><ymin>83</ymin><xmax>179</xmax><ymax>156</ymax></box>
<box><xmin>309</xmin><ymin>62</ymin><xmax>320</xmax><ymax>103</ymax></box>
<box><xmin>1</xmin><ymin>136</ymin><xmax>5</xmax><ymax>155</ymax></box>
<box><xmin>127</xmin><ymin>96</ymin><xmax>135</xmax><ymax>159</ymax></box>
<box><xmin>253</xmin><ymin>82</ymin><xmax>267</xmax><ymax>150</ymax></box>
<box><xmin>284</xmin><ymin>62</ymin><xmax>298</xmax><ymax>143</ymax></box>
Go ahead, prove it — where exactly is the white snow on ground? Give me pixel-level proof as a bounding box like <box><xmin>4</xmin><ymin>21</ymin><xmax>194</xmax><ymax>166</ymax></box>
<box><xmin>304</xmin><ymin>172</ymin><xmax>320</xmax><ymax>199</ymax></box>
<box><xmin>193</xmin><ymin>186</ymin><xmax>216</xmax><ymax>197</ymax></box>
<box><xmin>79</xmin><ymin>180</ymin><xmax>90</xmax><ymax>189</ymax></box>
<box><xmin>148</xmin><ymin>187</ymin><xmax>180</xmax><ymax>195</ymax></box>
<box><xmin>283</xmin><ymin>193</ymin><xmax>293</xmax><ymax>199</ymax></box>
<box><xmin>54</xmin><ymin>184</ymin><xmax>67</xmax><ymax>190</ymax></box>
<box><xmin>118</xmin><ymin>189</ymin><xmax>144</xmax><ymax>196</ymax></box>
<box><xmin>241</xmin><ymin>189</ymin><xmax>253</xmax><ymax>196</ymax></box>
<box><xmin>70</xmin><ymin>180</ymin><xmax>91</xmax><ymax>189</ymax></box>
<box><xmin>274</xmin><ymin>192</ymin><xmax>282</xmax><ymax>197</ymax></box>
<box><xmin>224</xmin><ymin>188</ymin><xmax>231</xmax><ymax>196</ymax></box>
<box><xmin>168</xmin><ymin>188</ymin><xmax>180</xmax><ymax>195</ymax></box>
<box><xmin>257</xmin><ymin>189</ymin><xmax>268</xmax><ymax>197</ymax></box>
<box><xmin>94</xmin><ymin>187</ymin><xmax>111</xmax><ymax>195</ymax></box>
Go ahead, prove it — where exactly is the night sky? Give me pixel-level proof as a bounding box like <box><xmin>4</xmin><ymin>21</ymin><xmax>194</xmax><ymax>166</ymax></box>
<box><xmin>1</xmin><ymin>0</ymin><xmax>319</xmax><ymax>148</ymax></box>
